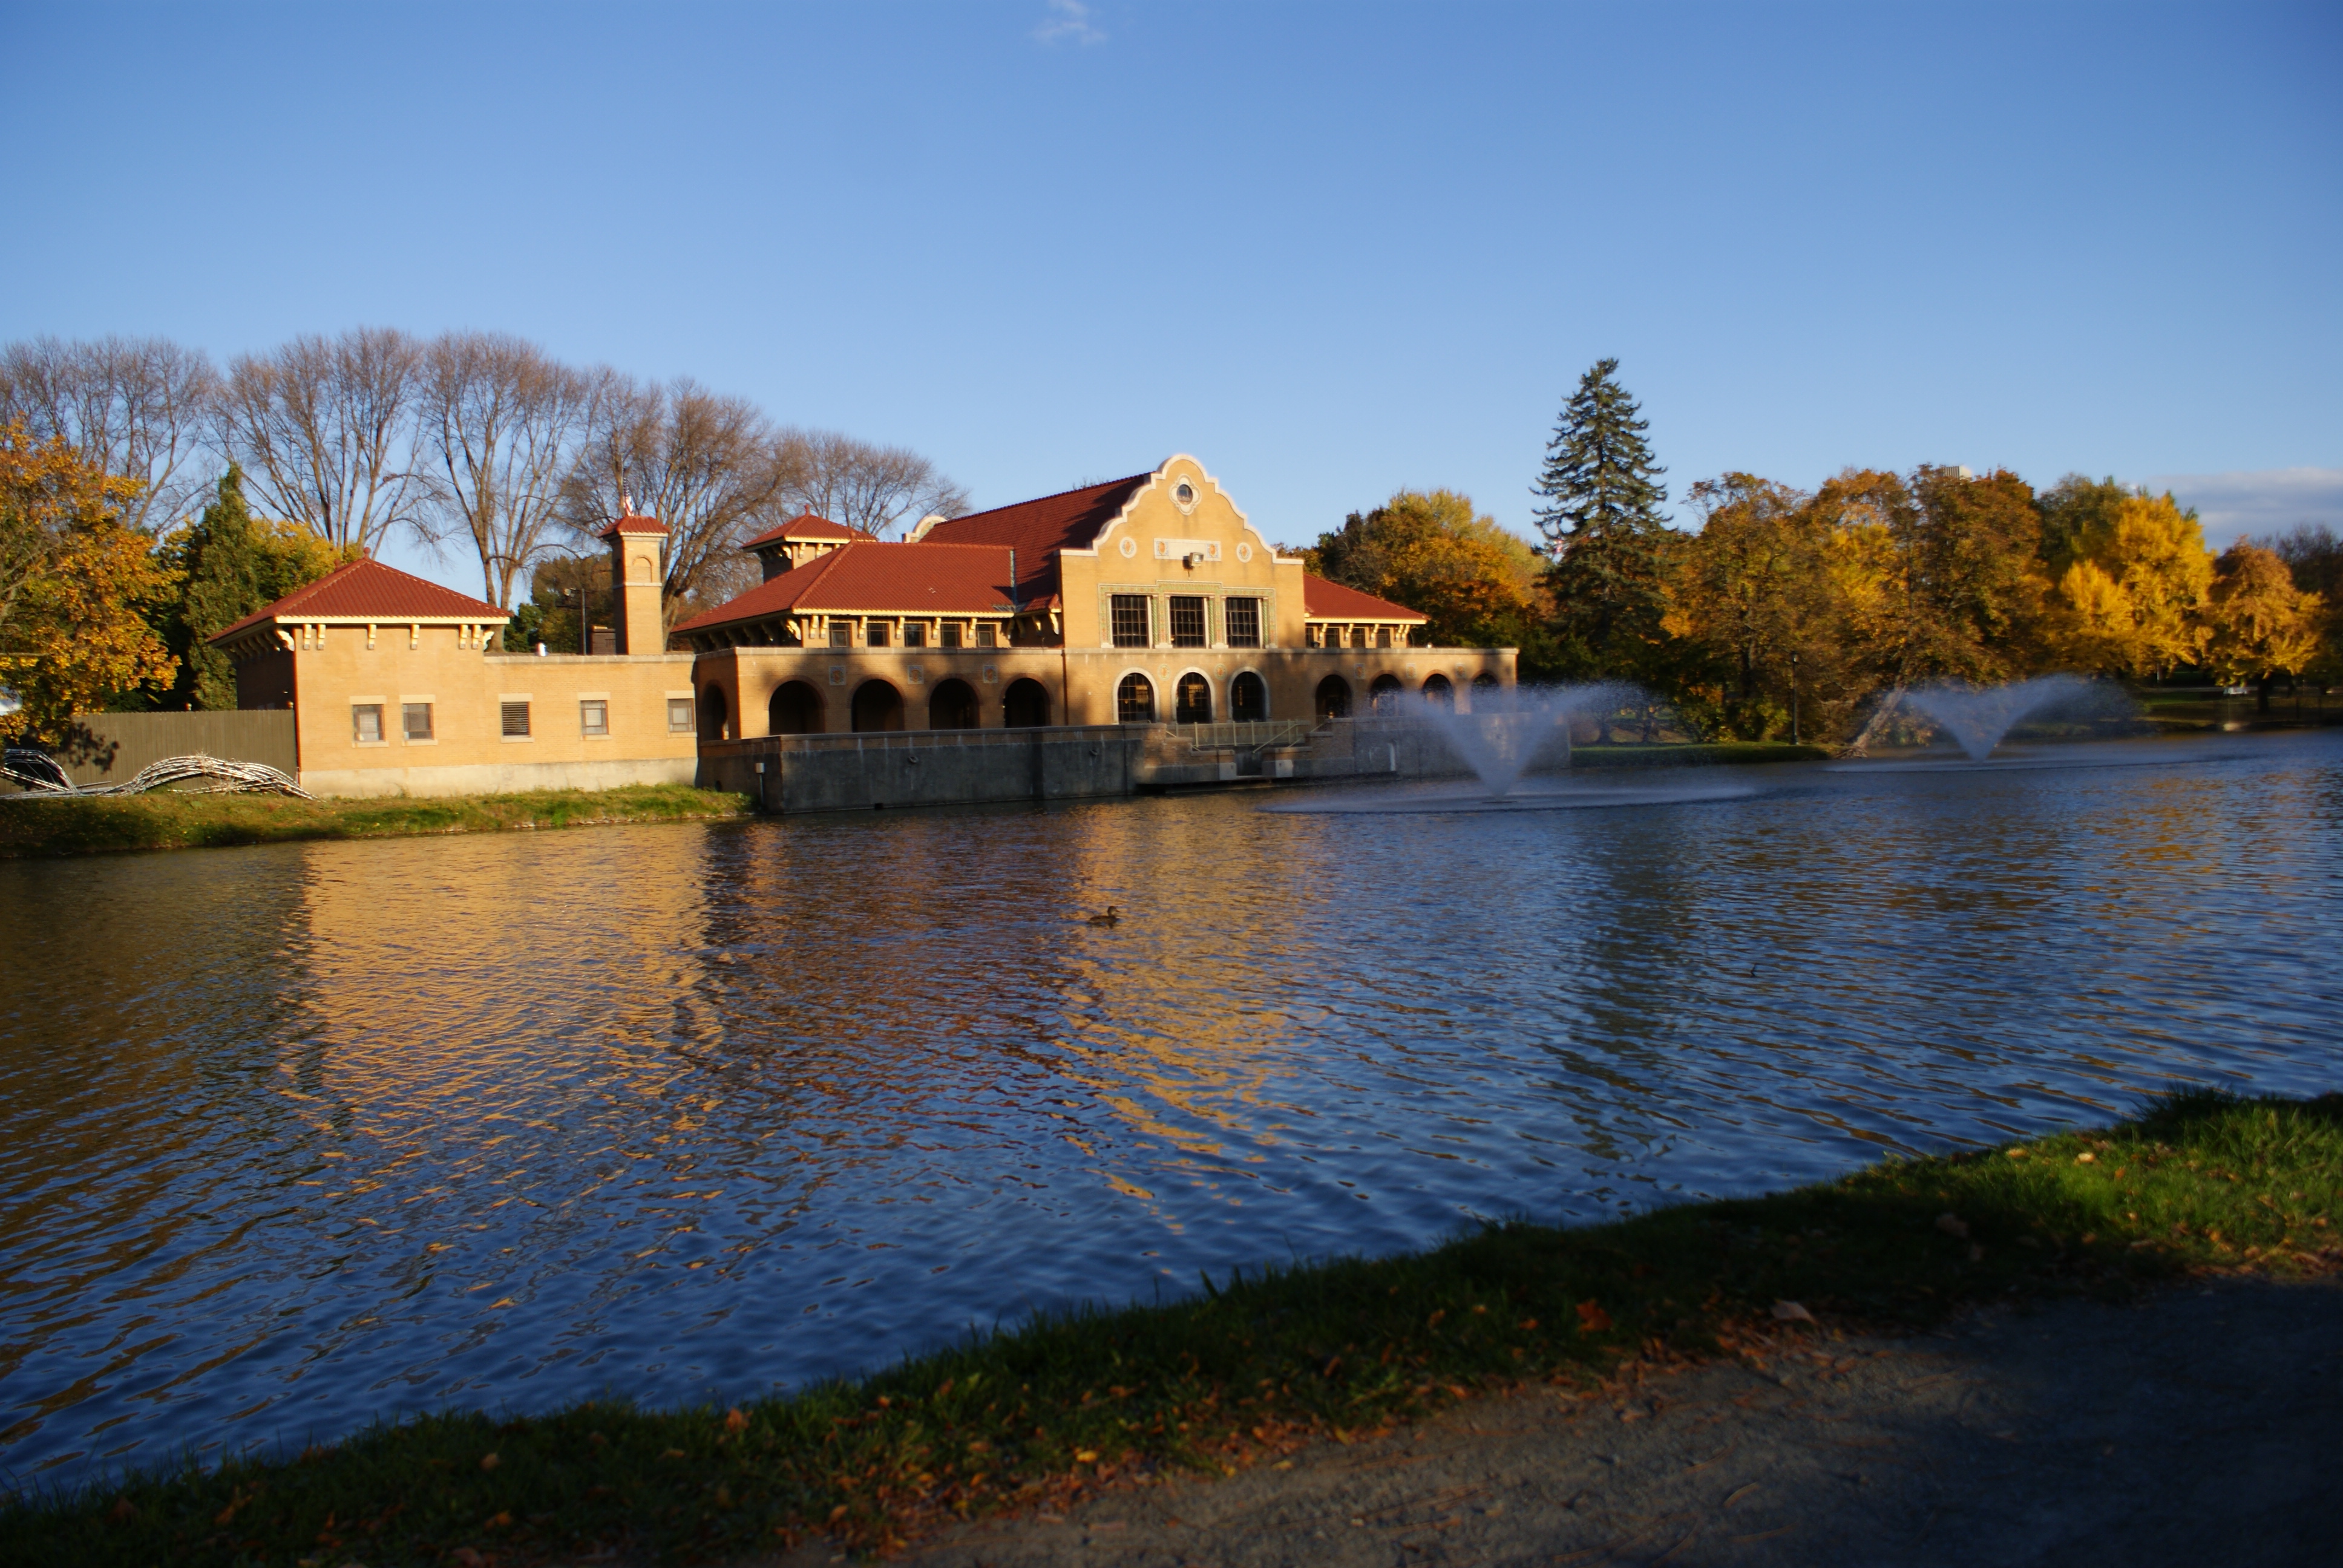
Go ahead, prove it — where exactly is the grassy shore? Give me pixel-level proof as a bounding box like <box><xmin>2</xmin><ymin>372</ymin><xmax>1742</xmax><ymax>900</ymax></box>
<box><xmin>0</xmin><ymin>783</ymin><xmax>756</xmax><ymax>859</ymax></box>
<box><xmin>1572</xmin><ymin>740</ymin><xmax>1829</xmax><ymax>768</ymax></box>
<box><xmin>2</xmin><ymin>1089</ymin><xmax>2332</xmax><ymax>1567</ymax></box>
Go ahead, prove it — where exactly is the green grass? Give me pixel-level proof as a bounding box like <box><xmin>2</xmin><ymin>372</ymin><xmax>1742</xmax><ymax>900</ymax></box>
<box><xmin>0</xmin><ymin>783</ymin><xmax>756</xmax><ymax>858</ymax></box>
<box><xmin>4</xmin><ymin>1088</ymin><xmax>2334</xmax><ymax>1566</ymax></box>
<box><xmin>1571</xmin><ymin>740</ymin><xmax>1829</xmax><ymax>768</ymax></box>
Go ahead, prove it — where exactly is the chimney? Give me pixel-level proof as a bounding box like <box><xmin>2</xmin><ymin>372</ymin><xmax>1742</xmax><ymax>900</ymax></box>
<box><xmin>600</xmin><ymin>507</ymin><xmax>670</xmax><ymax>656</ymax></box>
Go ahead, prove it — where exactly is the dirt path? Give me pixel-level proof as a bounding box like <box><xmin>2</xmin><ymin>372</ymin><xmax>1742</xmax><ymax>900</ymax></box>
<box><xmin>791</xmin><ymin>1276</ymin><xmax>2339</xmax><ymax>1567</ymax></box>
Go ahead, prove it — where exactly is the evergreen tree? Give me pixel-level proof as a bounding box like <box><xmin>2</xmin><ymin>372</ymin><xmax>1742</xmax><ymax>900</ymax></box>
<box><xmin>1532</xmin><ymin>358</ymin><xmax>1671</xmax><ymax>679</ymax></box>
<box><xmin>151</xmin><ymin>466</ymin><xmax>346</xmax><ymax>708</ymax></box>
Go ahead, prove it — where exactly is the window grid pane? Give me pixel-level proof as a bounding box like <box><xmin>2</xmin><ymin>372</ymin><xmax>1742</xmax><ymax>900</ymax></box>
<box><xmin>500</xmin><ymin>701</ymin><xmax>530</xmax><ymax>737</ymax></box>
<box><xmin>667</xmin><ymin>699</ymin><xmax>693</xmax><ymax>732</ymax></box>
<box><xmin>401</xmin><ymin>702</ymin><xmax>432</xmax><ymax>741</ymax></box>
<box><xmin>1110</xmin><ymin>595</ymin><xmax>1150</xmax><ymax>648</ymax></box>
<box><xmin>976</xmin><ymin>623</ymin><xmax>997</xmax><ymax>648</ymax></box>
<box><xmin>1116</xmin><ymin>674</ymin><xmax>1153</xmax><ymax>723</ymax></box>
<box><xmin>353</xmin><ymin>705</ymin><xmax>382</xmax><ymax>743</ymax></box>
<box><xmin>940</xmin><ymin>622</ymin><xmax>963</xmax><ymax>648</ymax></box>
<box><xmin>580</xmin><ymin>700</ymin><xmax>609</xmax><ymax>736</ymax></box>
<box><xmin>1225</xmin><ymin>597</ymin><xmax>1260</xmax><ymax>648</ymax></box>
<box><xmin>1168</xmin><ymin>596</ymin><xmax>1206</xmax><ymax>648</ymax></box>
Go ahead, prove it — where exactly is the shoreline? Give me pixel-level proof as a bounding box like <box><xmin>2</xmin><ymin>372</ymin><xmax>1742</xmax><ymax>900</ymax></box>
<box><xmin>4</xmin><ymin>1089</ymin><xmax>2332</xmax><ymax>1567</ymax></box>
<box><xmin>0</xmin><ymin>782</ymin><xmax>757</xmax><ymax>860</ymax></box>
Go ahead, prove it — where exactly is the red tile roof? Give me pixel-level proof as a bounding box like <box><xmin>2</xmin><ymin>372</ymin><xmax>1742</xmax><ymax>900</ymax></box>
<box><xmin>1302</xmin><ymin>575</ymin><xmax>1427</xmax><ymax>622</ymax></box>
<box><xmin>739</xmin><ymin>512</ymin><xmax>877</xmax><ymax>551</ymax></box>
<box><xmin>674</xmin><ymin>542</ymin><xmax>1021</xmax><ymax>635</ymax></box>
<box><xmin>916</xmin><ymin>474</ymin><xmax>1151</xmax><ymax>596</ymax></box>
<box><xmin>599</xmin><ymin>514</ymin><xmax>668</xmax><ymax>537</ymax></box>
<box><xmin>209</xmin><ymin>557</ymin><xmax>509</xmax><ymax>642</ymax></box>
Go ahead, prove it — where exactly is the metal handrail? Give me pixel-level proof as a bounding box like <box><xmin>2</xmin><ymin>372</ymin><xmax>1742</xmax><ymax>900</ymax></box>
<box><xmin>1175</xmin><ymin>720</ymin><xmax>1318</xmax><ymax>753</ymax></box>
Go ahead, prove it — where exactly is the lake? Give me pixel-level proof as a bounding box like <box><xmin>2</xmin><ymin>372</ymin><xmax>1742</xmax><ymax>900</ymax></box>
<box><xmin>2</xmin><ymin>731</ymin><xmax>2336</xmax><ymax>1485</ymax></box>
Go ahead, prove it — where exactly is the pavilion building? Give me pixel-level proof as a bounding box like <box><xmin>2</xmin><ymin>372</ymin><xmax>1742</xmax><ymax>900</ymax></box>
<box><xmin>206</xmin><ymin>454</ymin><xmax>1516</xmax><ymax>797</ymax></box>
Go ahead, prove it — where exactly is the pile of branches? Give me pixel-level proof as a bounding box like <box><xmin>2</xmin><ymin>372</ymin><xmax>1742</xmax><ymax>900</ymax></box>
<box><xmin>1</xmin><ymin>749</ymin><xmax>312</xmax><ymax>800</ymax></box>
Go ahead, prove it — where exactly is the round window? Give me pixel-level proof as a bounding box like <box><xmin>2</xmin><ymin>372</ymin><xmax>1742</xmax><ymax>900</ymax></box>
<box><xmin>1173</xmin><ymin>479</ymin><xmax>1197</xmax><ymax>511</ymax></box>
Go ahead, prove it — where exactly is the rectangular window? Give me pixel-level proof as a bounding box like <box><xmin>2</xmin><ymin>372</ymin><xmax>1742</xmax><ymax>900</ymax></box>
<box><xmin>902</xmin><ymin>620</ymin><xmax>927</xmax><ymax>648</ymax></box>
<box><xmin>1225</xmin><ymin>597</ymin><xmax>1261</xmax><ymax>648</ymax></box>
<box><xmin>828</xmin><ymin>621</ymin><xmax>851</xmax><ymax>648</ymax></box>
<box><xmin>1168</xmin><ymin>596</ymin><xmax>1206</xmax><ymax>648</ymax></box>
<box><xmin>667</xmin><ymin>698</ymin><xmax>693</xmax><ymax>733</ymax></box>
<box><xmin>1110</xmin><ymin>594</ymin><xmax>1152</xmax><ymax>648</ymax></box>
<box><xmin>867</xmin><ymin>620</ymin><xmax>890</xmax><ymax>648</ymax></box>
<box><xmin>401</xmin><ymin>702</ymin><xmax>433</xmax><ymax>742</ymax></box>
<box><xmin>940</xmin><ymin>621</ymin><xmax>963</xmax><ymax>649</ymax></box>
<box><xmin>500</xmin><ymin>701</ymin><xmax>531</xmax><ymax>737</ymax></box>
<box><xmin>580</xmin><ymin>699</ymin><xmax>609</xmax><ymax>736</ymax></box>
<box><xmin>975</xmin><ymin>622</ymin><xmax>998</xmax><ymax>648</ymax></box>
<box><xmin>353</xmin><ymin>704</ymin><xmax>384</xmax><ymax>743</ymax></box>
<box><xmin>1376</xmin><ymin>626</ymin><xmax>1393</xmax><ymax>648</ymax></box>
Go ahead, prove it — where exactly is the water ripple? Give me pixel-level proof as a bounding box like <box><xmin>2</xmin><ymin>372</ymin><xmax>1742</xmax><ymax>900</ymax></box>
<box><xmin>1</xmin><ymin>731</ymin><xmax>2337</xmax><ymax>1483</ymax></box>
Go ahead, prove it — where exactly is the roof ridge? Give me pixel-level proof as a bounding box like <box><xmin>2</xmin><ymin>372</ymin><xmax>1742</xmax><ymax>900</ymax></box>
<box><xmin>939</xmin><ymin>471</ymin><xmax>1150</xmax><ymax>527</ymax></box>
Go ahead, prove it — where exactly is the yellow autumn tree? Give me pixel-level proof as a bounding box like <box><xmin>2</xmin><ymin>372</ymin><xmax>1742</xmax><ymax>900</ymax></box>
<box><xmin>2205</xmin><ymin>542</ymin><xmax>2324</xmax><ymax>709</ymax></box>
<box><xmin>0</xmin><ymin>421</ymin><xmax>180</xmax><ymax>742</ymax></box>
<box><xmin>2050</xmin><ymin>492</ymin><xmax>2212</xmax><ymax>676</ymax></box>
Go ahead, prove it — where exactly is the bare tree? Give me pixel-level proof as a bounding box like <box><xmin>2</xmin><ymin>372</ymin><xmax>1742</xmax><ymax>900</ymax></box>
<box><xmin>781</xmin><ymin>429</ymin><xmax>969</xmax><ymax>539</ymax></box>
<box><xmin>416</xmin><ymin>333</ymin><xmax>604</xmax><ymax>608</ymax></box>
<box><xmin>0</xmin><ymin>335</ymin><xmax>220</xmax><ymax>533</ymax></box>
<box><xmin>561</xmin><ymin>376</ymin><xmax>795</xmax><ymax>635</ymax></box>
<box><xmin>212</xmin><ymin>327</ymin><xmax>427</xmax><ymax>554</ymax></box>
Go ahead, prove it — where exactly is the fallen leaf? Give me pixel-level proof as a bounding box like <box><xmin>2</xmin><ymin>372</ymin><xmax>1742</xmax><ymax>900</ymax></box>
<box><xmin>479</xmin><ymin>1452</ymin><xmax>500</xmax><ymax>1471</ymax></box>
<box><xmin>1576</xmin><ymin>1301</ymin><xmax>1613</xmax><ymax>1334</ymax></box>
<box><xmin>1935</xmin><ymin>1213</ymin><xmax>1970</xmax><ymax>1239</ymax></box>
<box><xmin>108</xmin><ymin>1497</ymin><xmax>134</xmax><ymax>1522</ymax></box>
<box><xmin>662</xmin><ymin>1448</ymin><xmax>687</xmax><ymax>1459</ymax></box>
<box><xmin>1075</xmin><ymin>1449</ymin><xmax>1099</xmax><ymax>1463</ymax></box>
<box><xmin>484</xmin><ymin>1510</ymin><xmax>512</xmax><ymax>1527</ymax></box>
<box><xmin>1770</xmin><ymin>1300</ymin><xmax>1816</xmax><ymax>1323</ymax></box>
<box><xmin>2006</xmin><ymin>1148</ymin><xmax>2028</xmax><ymax>1158</ymax></box>
<box><xmin>724</xmin><ymin>1406</ymin><xmax>749</xmax><ymax>1434</ymax></box>
<box><xmin>2075</xmin><ymin>1151</ymin><xmax>2096</xmax><ymax>1164</ymax></box>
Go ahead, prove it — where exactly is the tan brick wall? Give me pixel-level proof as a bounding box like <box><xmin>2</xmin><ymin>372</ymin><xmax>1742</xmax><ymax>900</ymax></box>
<box><xmin>239</xmin><ymin>619</ymin><xmax>698</xmax><ymax>795</ymax></box>
<box><xmin>698</xmin><ymin>644</ymin><xmax>1516</xmax><ymax>735</ymax></box>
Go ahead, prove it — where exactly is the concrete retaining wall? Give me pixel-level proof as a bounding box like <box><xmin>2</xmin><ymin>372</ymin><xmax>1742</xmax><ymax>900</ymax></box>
<box><xmin>699</xmin><ymin>717</ymin><xmax>1564</xmax><ymax>814</ymax></box>
<box><xmin>301</xmin><ymin>757</ymin><xmax>698</xmax><ymax>799</ymax></box>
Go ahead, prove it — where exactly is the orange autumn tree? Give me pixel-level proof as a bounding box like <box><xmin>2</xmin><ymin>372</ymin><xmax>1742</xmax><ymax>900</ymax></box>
<box><xmin>0</xmin><ymin>420</ymin><xmax>179</xmax><ymax>742</ymax></box>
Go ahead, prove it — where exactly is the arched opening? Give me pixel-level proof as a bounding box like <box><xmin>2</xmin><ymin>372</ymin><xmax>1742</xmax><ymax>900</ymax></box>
<box><xmin>1175</xmin><ymin>671</ymin><xmax>1212</xmax><ymax>724</ymax></box>
<box><xmin>1116</xmin><ymin>673</ymin><xmax>1155</xmax><ymax>724</ymax></box>
<box><xmin>1230</xmin><ymin>671</ymin><xmax>1267</xmax><ymax>722</ymax></box>
<box><xmin>851</xmin><ymin>679</ymin><xmax>904</xmax><ymax>733</ymax></box>
<box><xmin>698</xmin><ymin>684</ymin><xmax>731</xmax><ymax>741</ymax></box>
<box><xmin>1369</xmin><ymin>673</ymin><xmax>1404</xmax><ymax>714</ymax></box>
<box><xmin>928</xmin><ymin>678</ymin><xmax>979</xmax><ymax>730</ymax></box>
<box><xmin>1471</xmin><ymin>673</ymin><xmax>1501</xmax><ymax>696</ymax></box>
<box><xmin>1314</xmin><ymin>675</ymin><xmax>1351</xmax><ymax>721</ymax></box>
<box><xmin>1422</xmin><ymin>673</ymin><xmax>1454</xmax><ymax>710</ymax></box>
<box><xmin>768</xmin><ymin>680</ymin><xmax>824</xmax><ymax>735</ymax></box>
<box><xmin>1002</xmin><ymin>676</ymin><xmax>1051</xmax><ymax>728</ymax></box>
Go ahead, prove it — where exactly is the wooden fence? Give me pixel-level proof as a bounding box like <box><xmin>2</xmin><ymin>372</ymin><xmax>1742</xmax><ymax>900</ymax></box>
<box><xmin>14</xmin><ymin>710</ymin><xmax>299</xmax><ymax>788</ymax></box>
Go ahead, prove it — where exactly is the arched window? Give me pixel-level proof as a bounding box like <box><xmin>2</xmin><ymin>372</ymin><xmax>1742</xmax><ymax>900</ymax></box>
<box><xmin>698</xmin><ymin>684</ymin><xmax>731</xmax><ymax>741</ymax></box>
<box><xmin>1003</xmin><ymin>676</ymin><xmax>1051</xmax><ymax>728</ymax></box>
<box><xmin>1421</xmin><ymin>673</ymin><xmax>1453</xmax><ymax>710</ymax></box>
<box><xmin>1116</xmin><ymin>673</ymin><xmax>1155</xmax><ymax>724</ymax></box>
<box><xmin>1175</xmin><ymin>672</ymin><xmax>1212</xmax><ymax>724</ymax></box>
<box><xmin>928</xmin><ymin>678</ymin><xmax>979</xmax><ymax>730</ymax></box>
<box><xmin>768</xmin><ymin>680</ymin><xmax>824</xmax><ymax>735</ymax></box>
<box><xmin>1230</xmin><ymin>671</ymin><xmax>1268</xmax><ymax>722</ymax></box>
<box><xmin>1369</xmin><ymin>673</ymin><xmax>1404</xmax><ymax>714</ymax></box>
<box><xmin>850</xmin><ymin>679</ymin><xmax>904</xmax><ymax>733</ymax></box>
<box><xmin>1470</xmin><ymin>673</ymin><xmax>1500</xmax><ymax>694</ymax></box>
<box><xmin>1314</xmin><ymin>675</ymin><xmax>1351</xmax><ymax>721</ymax></box>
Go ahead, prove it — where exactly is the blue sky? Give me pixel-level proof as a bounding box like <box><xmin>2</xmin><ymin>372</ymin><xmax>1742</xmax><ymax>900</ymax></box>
<box><xmin>4</xmin><ymin>1</ymin><xmax>2337</xmax><ymax>575</ymax></box>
